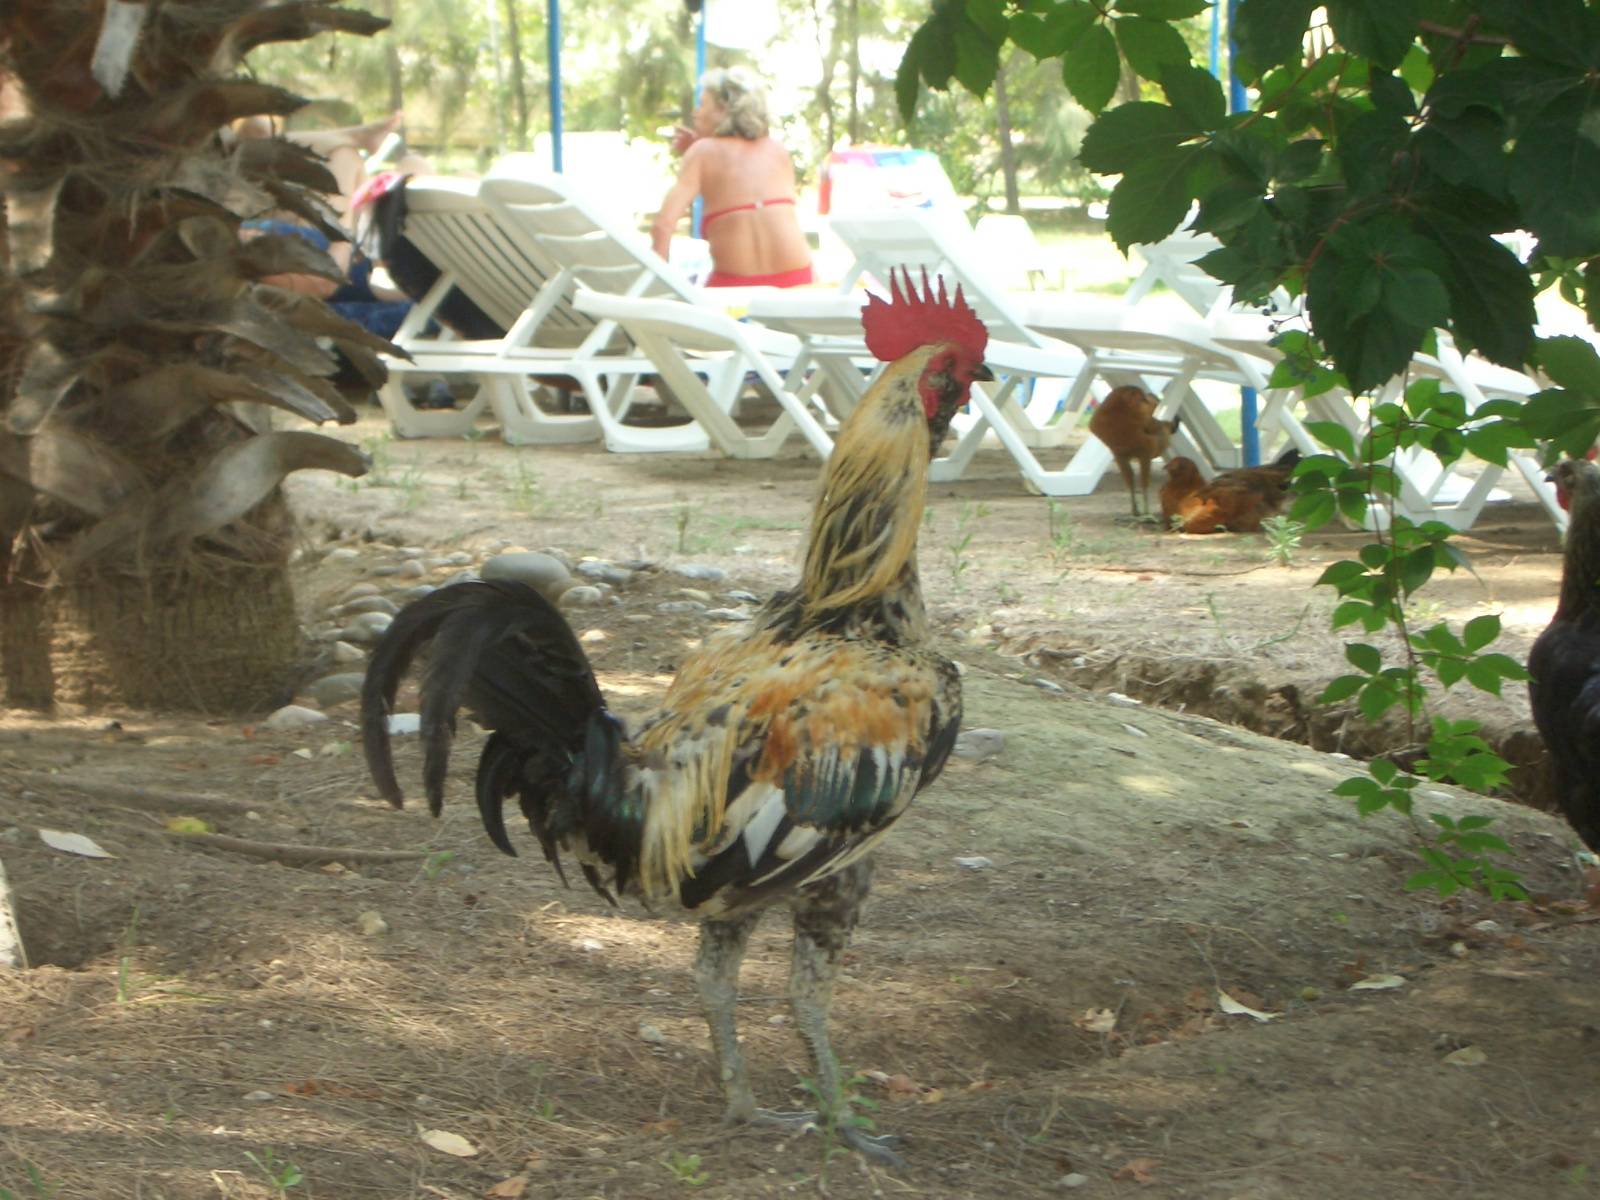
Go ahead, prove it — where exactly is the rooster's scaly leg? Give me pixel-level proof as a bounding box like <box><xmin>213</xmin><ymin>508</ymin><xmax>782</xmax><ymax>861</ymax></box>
<box><xmin>783</xmin><ymin>858</ymin><xmax>905</xmax><ymax>1166</ymax></box>
<box><xmin>696</xmin><ymin>909</ymin><xmax>762</xmax><ymax>1123</ymax></box>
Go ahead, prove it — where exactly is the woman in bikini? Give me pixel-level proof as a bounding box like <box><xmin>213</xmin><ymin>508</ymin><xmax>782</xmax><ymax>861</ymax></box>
<box><xmin>651</xmin><ymin>68</ymin><xmax>814</xmax><ymax>289</ymax></box>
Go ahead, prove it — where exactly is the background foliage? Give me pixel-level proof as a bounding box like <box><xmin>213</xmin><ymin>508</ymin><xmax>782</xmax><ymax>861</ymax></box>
<box><xmin>243</xmin><ymin>0</ymin><xmax>1142</xmax><ymax>212</ymax></box>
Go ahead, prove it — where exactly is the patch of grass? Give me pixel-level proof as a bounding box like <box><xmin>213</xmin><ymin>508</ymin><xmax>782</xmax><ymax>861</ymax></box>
<box><xmin>244</xmin><ymin>1148</ymin><xmax>304</xmax><ymax>1196</ymax></box>
<box><xmin>662</xmin><ymin>1151</ymin><xmax>708</xmax><ymax>1187</ymax></box>
<box><xmin>0</xmin><ymin>1163</ymin><xmax>60</xmax><ymax>1199</ymax></box>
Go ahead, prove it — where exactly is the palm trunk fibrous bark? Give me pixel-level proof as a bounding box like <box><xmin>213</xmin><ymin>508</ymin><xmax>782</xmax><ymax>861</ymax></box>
<box><xmin>0</xmin><ymin>1</ymin><xmax>393</xmax><ymax>711</ymax></box>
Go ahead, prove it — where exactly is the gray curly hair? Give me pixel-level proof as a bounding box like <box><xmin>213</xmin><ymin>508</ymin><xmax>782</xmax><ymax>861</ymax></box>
<box><xmin>700</xmin><ymin>67</ymin><xmax>769</xmax><ymax>140</ymax></box>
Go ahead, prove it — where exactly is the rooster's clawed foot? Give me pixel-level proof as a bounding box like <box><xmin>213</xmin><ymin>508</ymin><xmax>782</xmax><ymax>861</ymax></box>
<box><xmin>752</xmin><ymin>1108</ymin><xmax>907</xmax><ymax>1169</ymax></box>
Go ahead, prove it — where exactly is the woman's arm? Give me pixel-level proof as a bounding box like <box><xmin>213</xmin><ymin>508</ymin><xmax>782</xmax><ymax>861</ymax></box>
<box><xmin>651</xmin><ymin>143</ymin><xmax>707</xmax><ymax>260</ymax></box>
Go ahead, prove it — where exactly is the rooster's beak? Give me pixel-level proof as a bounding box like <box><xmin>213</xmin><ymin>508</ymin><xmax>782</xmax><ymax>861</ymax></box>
<box><xmin>972</xmin><ymin>364</ymin><xmax>995</xmax><ymax>382</ymax></box>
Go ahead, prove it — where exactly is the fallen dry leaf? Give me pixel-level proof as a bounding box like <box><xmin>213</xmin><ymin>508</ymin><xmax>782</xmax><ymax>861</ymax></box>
<box><xmin>1443</xmin><ymin>1045</ymin><xmax>1487</xmax><ymax>1067</ymax></box>
<box><xmin>1075</xmin><ymin>1007</ymin><xmax>1118</xmax><ymax>1034</ymax></box>
<box><xmin>1113</xmin><ymin>1157</ymin><xmax>1160</xmax><ymax>1184</ymax></box>
<box><xmin>1349</xmin><ymin>973</ymin><xmax>1406</xmax><ymax>991</ymax></box>
<box><xmin>39</xmin><ymin>829</ymin><xmax>114</xmax><ymax>859</ymax></box>
<box><xmin>419</xmin><ymin>1127</ymin><xmax>478</xmax><ymax>1157</ymax></box>
<box><xmin>882</xmin><ymin>1073</ymin><xmax>922</xmax><ymax>1096</ymax></box>
<box><xmin>920</xmin><ymin>1087</ymin><xmax>945</xmax><ymax>1105</ymax></box>
<box><xmin>1218</xmin><ymin>989</ymin><xmax>1281</xmax><ymax>1023</ymax></box>
<box><xmin>642</xmin><ymin>1119</ymin><xmax>681</xmax><ymax>1135</ymax></box>
<box><xmin>486</xmin><ymin>1176</ymin><xmax>528</xmax><ymax>1198</ymax></box>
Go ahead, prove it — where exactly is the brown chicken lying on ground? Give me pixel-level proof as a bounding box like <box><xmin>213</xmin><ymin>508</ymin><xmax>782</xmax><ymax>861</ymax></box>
<box><xmin>1159</xmin><ymin>450</ymin><xmax>1299</xmax><ymax>534</ymax></box>
<box><xmin>1087</xmin><ymin>385</ymin><xmax>1179</xmax><ymax>520</ymax></box>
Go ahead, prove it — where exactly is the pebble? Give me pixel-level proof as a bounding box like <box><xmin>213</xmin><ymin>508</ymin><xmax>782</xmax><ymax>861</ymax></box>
<box><xmin>1106</xmin><ymin>691</ymin><xmax>1143</xmax><ymax>707</ymax></box>
<box><xmin>673</xmin><ymin>563</ymin><xmax>726</xmax><ymax>581</ymax></box>
<box><xmin>340</xmin><ymin>596</ymin><xmax>400</xmax><ymax>617</ymax></box>
<box><xmin>396</xmin><ymin>559</ymin><xmax>427</xmax><ymax>579</ymax></box>
<box><xmin>559</xmin><ymin>585</ymin><xmax>605</xmax><ymax>609</ymax></box>
<box><xmin>637</xmin><ymin>1022</ymin><xmax>667</xmax><ymax>1045</ymax></box>
<box><xmin>368</xmin><ymin>564</ymin><xmax>401</xmax><ymax>577</ymax></box>
<box><xmin>388</xmin><ymin>714</ymin><xmax>422</xmax><ymax>736</ymax></box>
<box><xmin>340</xmin><ymin>612</ymin><xmax>394</xmax><ymax>644</ymax></box>
<box><xmin>577</xmin><ymin>560</ymin><xmax>633</xmax><ymax>586</ymax></box>
<box><xmin>953</xmin><ymin>728</ymin><xmax>1005</xmax><ymax>762</ymax></box>
<box><xmin>326</xmin><ymin>547</ymin><xmax>360</xmax><ymax>563</ymax></box>
<box><xmin>1120</xmin><ymin>723</ymin><xmax>1148</xmax><ymax>739</ymax></box>
<box><xmin>398</xmin><ymin>546</ymin><xmax>425</xmax><ymax>559</ymax></box>
<box><xmin>954</xmin><ymin>855</ymin><xmax>994</xmax><ymax>870</ymax></box>
<box><xmin>705</xmin><ymin>607</ymin><xmax>751</xmax><ymax>622</ymax></box>
<box><xmin>726</xmin><ymin>589</ymin><xmax>760</xmax><ymax>604</ymax></box>
<box><xmin>675</xmin><ymin>587</ymin><xmax>713</xmax><ymax>603</ymax></box>
<box><xmin>657</xmin><ymin>600</ymin><xmax>706</xmax><ymax>614</ymax></box>
<box><xmin>333</xmin><ymin>641</ymin><xmax>366</xmax><ymax>664</ymax></box>
<box><xmin>243</xmin><ymin>1090</ymin><xmax>276</xmax><ymax>1103</ymax></box>
<box><xmin>305</xmin><ymin>673</ymin><xmax>366</xmax><ymax>707</ymax></box>
<box><xmin>1032</xmin><ymin>677</ymin><xmax>1065</xmax><ymax>694</ymax></box>
<box><xmin>263</xmin><ymin>704</ymin><xmax>329</xmax><ymax>731</ymax></box>
<box><xmin>1058</xmin><ymin>1173</ymin><xmax>1089</xmax><ymax>1189</ymax></box>
<box><xmin>340</xmin><ymin>583</ymin><xmax>381</xmax><ymax>601</ymax></box>
<box><xmin>482</xmin><ymin>551</ymin><xmax>572</xmax><ymax>594</ymax></box>
<box><xmin>357</xmin><ymin>911</ymin><xmax>389</xmax><ymax>936</ymax></box>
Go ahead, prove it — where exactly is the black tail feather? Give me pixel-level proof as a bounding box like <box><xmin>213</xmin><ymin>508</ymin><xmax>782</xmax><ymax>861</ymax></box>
<box><xmin>360</xmin><ymin>579</ymin><xmax>605</xmax><ymax>824</ymax></box>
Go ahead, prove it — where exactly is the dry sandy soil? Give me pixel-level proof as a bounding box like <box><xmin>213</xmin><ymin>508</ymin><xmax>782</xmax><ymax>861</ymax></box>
<box><xmin>2</xmin><ymin>410</ymin><xmax>1596</xmax><ymax>1200</ymax></box>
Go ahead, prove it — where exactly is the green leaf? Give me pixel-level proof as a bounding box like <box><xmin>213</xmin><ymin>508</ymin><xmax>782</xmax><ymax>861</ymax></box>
<box><xmin>1306</xmin><ymin>420</ymin><xmax>1358</xmax><ymax>459</ymax></box>
<box><xmin>964</xmin><ymin>0</ymin><xmax>1010</xmax><ymax>44</ymax></box>
<box><xmin>1535</xmin><ymin>336</ymin><xmax>1600</xmax><ymax>396</ymax></box>
<box><xmin>1358</xmin><ymin>679</ymin><xmax>1400</xmax><ymax>720</ymax></box>
<box><xmin>1233</xmin><ymin>0</ymin><xmax>1320</xmax><ymax>76</ymax></box>
<box><xmin>1415</xmin><ymin>108</ymin><xmax>1508</xmax><ymax>195</ymax></box>
<box><xmin>1320</xmin><ymin>674</ymin><xmax>1366</xmax><ymax>703</ymax></box>
<box><xmin>896</xmin><ymin>37</ymin><xmax>923</xmax><ymax>123</ymax></box>
<box><xmin>1104</xmin><ymin>148</ymin><xmax>1201</xmax><ymax>250</ymax></box>
<box><xmin>1160</xmin><ymin>62</ymin><xmax>1226</xmax><ymax>130</ymax></box>
<box><xmin>916</xmin><ymin>17</ymin><xmax>958</xmax><ymax>89</ymax></box>
<box><xmin>1399</xmin><ymin>546</ymin><xmax>1435</xmax><ymax>596</ymax></box>
<box><xmin>1331</xmin><ymin>599</ymin><xmax>1372</xmax><ymax>629</ymax></box>
<box><xmin>1062</xmin><ymin>22</ymin><xmax>1121</xmax><ymax>114</ymax></box>
<box><xmin>954</xmin><ymin>21</ymin><xmax>1001</xmax><ymax>96</ymax></box>
<box><xmin>1113</xmin><ymin>0</ymin><xmax>1208</xmax><ymax>16</ymax></box>
<box><xmin>1462</xmin><ymin>614</ymin><xmax>1501</xmax><ymax>653</ymax></box>
<box><xmin>1510</xmin><ymin>94</ymin><xmax>1600</xmax><ymax>259</ymax></box>
<box><xmin>1327</xmin><ymin>0</ymin><xmax>1419</xmax><ymax>69</ymax></box>
<box><xmin>1317</xmin><ymin>560</ymin><xmax>1368</xmax><ymax>588</ymax></box>
<box><xmin>1484</xmin><ymin>0</ymin><xmax>1600</xmax><ymax>70</ymax></box>
<box><xmin>1413</xmin><ymin>212</ymin><xmax>1535</xmax><ymax>371</ymax></box>
<box><xmin>1345</xmin><ymin>642</ymin><xmax>1382</xmax><ymax>674</ymax></box>
<box><xmin>1010</xmin><ymin>0</ymin><xmax>1098</xmax><ymax>58</ymax></box>
<box><xmin>1292</xmin><ymin>491</ymin><xmax>1340</xmax><ymax>531</ymax></box>
<box><xmin>1114</xmin><ymin>15</ymin><xmax>1191</xmax><ymax>82</ymax></box>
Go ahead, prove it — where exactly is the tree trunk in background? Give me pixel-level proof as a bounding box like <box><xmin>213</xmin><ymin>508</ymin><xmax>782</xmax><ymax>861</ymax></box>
<box><xmin>811</xmin><ymin>0</ymin><xmax>840</xmax><ymax>151</ymax></box>
<box><xmin>504</xmin><ymin>0</ymin><xmax>531</xmax><ymax>149</ymax></box>
<box><xmin>846</xmin><ymin>0</ymin><xmax>860</xmax><ymax>143</ymax></box>
<box><xmin>379</xmin><ymin>0</ymin><xmax>403</xmax><ymax>114</ymax></box>
<box><xmin>994</xmin><ymin>59</ymin><xmax>1020</xmax><ymax>215</ymax></box>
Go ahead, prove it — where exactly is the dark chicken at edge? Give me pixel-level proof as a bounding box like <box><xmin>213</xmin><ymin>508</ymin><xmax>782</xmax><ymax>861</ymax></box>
<box><xmin>361</xmin><ymin>271</ymin><xmax>990</xmax><ymax>1165</ymax></box>
<box><xmin>1529</xmin><ymin>458</ymin><xmax>1600</xmax><ymax>851</ymax></box>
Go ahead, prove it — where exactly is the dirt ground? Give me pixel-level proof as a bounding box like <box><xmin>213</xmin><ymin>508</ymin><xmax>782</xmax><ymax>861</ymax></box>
<box><xmin>2</xmin><ymin>410</ymin><xmax>1597</xmax><ymax>1200</ymax></box>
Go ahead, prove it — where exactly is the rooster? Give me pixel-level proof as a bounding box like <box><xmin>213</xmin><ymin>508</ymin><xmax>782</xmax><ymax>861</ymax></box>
<box><xmin>1087</xmin><ymin>385</ymin><xmax>1179</xmax><ymax>520</ymax></box>
<box><xmin>360</xmin><ymin>271</ymin><xmax>988</xmax><ymax>1164</ymax></box>
<box><xmin>1528</xmin><ymin>457</ymin><xmax>1600</xmax><ymax>850</ymax></box>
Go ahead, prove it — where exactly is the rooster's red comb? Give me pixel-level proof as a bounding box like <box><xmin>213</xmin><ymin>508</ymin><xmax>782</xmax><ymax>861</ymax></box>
<box><xmin>861</xmin><ymin>268</ymin><xmax>988</xmax><ymax>364</ymax></box>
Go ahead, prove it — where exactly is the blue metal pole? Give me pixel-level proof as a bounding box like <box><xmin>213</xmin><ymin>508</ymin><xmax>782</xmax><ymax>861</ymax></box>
<box><xmin>1227</xmin><ymin>0</ymin><xmax>1259</xmax><ymax>465</ymax></box>
<box><xmin>690</xmin><ymin>6</ymin><xmax>707</xmax><ymax>238</ymax></box>
<box><xmin>547</xmin><ymin>0</ymin><xmax>563</xmax><ymax>172</ymax></box>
